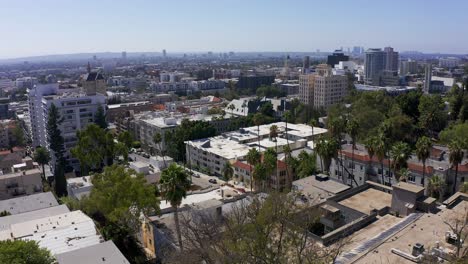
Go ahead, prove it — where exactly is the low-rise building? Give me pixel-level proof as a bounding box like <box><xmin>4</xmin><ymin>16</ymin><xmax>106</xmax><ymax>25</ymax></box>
<box><xmin>0</xmin><ymin>192</ymin><xmax>59</xmax><ymax>215</ymax></box>
<box><xmin>66</xmin><ymin>176</ymin><xmax>93</xmax><ymax>200</ymax></box>
<box><xmin>0</xmin><ymin>157</ymin><xmax>43</xmax><ymax>200</ymax></box>
<box><xmin>56</xmin><ymin>241</ymin><xmax>129</xmax><ymax>264</ymax></box>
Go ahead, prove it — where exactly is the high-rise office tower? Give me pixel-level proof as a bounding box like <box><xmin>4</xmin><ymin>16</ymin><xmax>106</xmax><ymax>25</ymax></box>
<box><xmin>162</xmin><ymin>49</ymin><xmax>167</xmax><ymax>58</ymax></box>
<box><xmin>424</xmin><ymin>64</ymin><xmax>432</xmax><ymax>94</ymax></box>
<box><xmin>384</xmin><ymin>47</ymin><xmax>399</xmax><ymax>72</ymax></box>
<box><xmin>122</xmin><ymin>51</ymin><xmax>127</xmax><ymax>60</ymax></box>
<box><xmin>364</xmin><ymin>48</ymin><xmax>386</xmax><ymax>85</ymax></box>
<box><xmin>302</xmin><ymin>56</ymin><xmax>310</xmax><ymax>73</ymax></box>
<box><xmin>327</xmin><ymin>50</ymin><xmax>349</xmax><ymax>67</ymax></box>
<box><xmin>400</xmin><ymin>59</ymin><xmax>418</xmax><ymax>75</ymax></box>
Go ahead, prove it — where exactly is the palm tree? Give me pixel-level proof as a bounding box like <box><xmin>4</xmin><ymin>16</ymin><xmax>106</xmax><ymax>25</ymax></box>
<box><xmin>449</xmin><ymin>140</ymin><xmax>464</xmax><ymax>194</ymax></box>
<box><xmin>328</xmin><ymin>117</ymin><xmax>346</xmax><ymax>179</ymax></box>
<box><xmin>309</xmin><ymin>119</ymin><xmax>318</xmax><ymax>142</ymax></box>
<box><xmin>269</xmin><ymin>125</ymin><xmax>279</xmax><ymax>154</ymax></box>
<box><xmin>315</xmin><ymin>136</ymin><xmax>339</xmax><ymax>174</ymax></box>
<box><xmin>398</xmin><ymin>168</ymin><xmax>410</xmax><ymax>182</ymax></box>
<box><xmin>346</xmin><ymin>118</ymin><xmax>359</xmax><ymax>186</ymax></box>
<box><xmin>253</xmin><ymin>113</ymin><xmax>265</xmax><ymax>151</ymax></box>
<box><xmin>159</xmin><ymin>163</ymin><xmax>191</xmax><ymax>251</ymax></box>
<box><xmin>153</xmin><ymin>132</ymin><xmax>166</xmax><ymax>168</ymax></box>
<box><xmin>284</xmin><ymin>111</ymin><xmax>292</xmax><ymax>146</ymax></box>
<box><xmin>222</xmin><ymin>161</ymin><xmax>234</xmax><ymax>182</ymax></box>
<box><xmin>428</xmin><ymin>175</ymin><xmax>445</xmax><ymax>201</ymax></box>
<box><xmin>416</xmin><ymin>136</ymin><xmax>432</xmax><ymax>187</ymax></box>
<box><xmin>263</xmin><ymin>148</ymin><xmax>277</xmax><ymax>190</ymax></box>
<box><xmin>33</xmin><ymin>147</ymin><xmax>50</xmax><ymax>181</ymax></box>
<box><xmin>246</xmin><ymin>148</ymin><xmax>261</xmax><ymax>191</ymax></box>
<box><xmin>374</xmin><ymin>134</ymin><xmax>387</xmax><ymax>185</ymax></box>
<box><xmin>390</xmin><ymin>142</ymin><xmax>411</xmax><ymax>182</ymax></box>
<box><xmin>365</xmin><ymin>136</ymin><xmax>376</xmax><ymax>179</ymax></box>
<box><xmin>283</xmin><ymin>144</ymin><xmax>293</xmax><ymax>182</ymax></box>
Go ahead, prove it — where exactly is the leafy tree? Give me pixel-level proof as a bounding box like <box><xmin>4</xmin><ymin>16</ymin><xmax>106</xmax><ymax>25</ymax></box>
<box><xmin>389</xmin><ymin>142</ymin><xmax>411</xmax><ymax>182</ymax></box>
<box><xmin>259</xmin><ymin>102</ymin><xmax>275</xmax><ymax>117</ymax></box>
<box><xmin>11</xmin><ymin>122</ymin><xmax>25</xmax><ymax>148</ymax></box>
<box><xmin>297</xmin><ymin>151</ymin><xmax>317</xmax><ymax>179</ymax></box>
<box><xmin>33</xmin><ymin>147</ymin><xmax>50</xmax><ymax>181</ymax></box>
<box><xmin>440</xmin><ymin>123</ymin><xmax>468</xmax><ymax>148</ymax></box>
<box><xmin>0</xmin><ymin>240</ymin><xmax>56</xmax><ymax>264</ymax></box>
<box><xmin>165</xmin><ymin>120</ymin><xmax>216</xmax><ymax>162</ymax></box>
<box><xmin>448</xmin><ymin>84</ymin><xmax>464</xmax><ymax>121</ymax></box>
<box><xmin>256</xmin><ymin>85</ymin><xmax>286</xmax><ymax>98</ymax></box>
<box><xmin>418</xmin><ymin>94</ymin><xmax>447</xmax><ymax>136</ymax></box>
<box><xmin>46</xmin><ymin>103</ymin><xmax>67</xmax><ymax>197</ymax></box>
<box><xmin>416</xmin><ymin>136</ymin><xmax>432</xmax><ymax>185</ymax></box>
<box><xmin>449</xmin><ymin>140</ymin><xmax>465</xmax><ymax>194</ymax></box>
<box><xmin>396</xmin><ymin>89</ymin><xmax>423</xmax><ymax>121</ymax></box>
<box><xmin>71</xmin><ymin>124</ymin><xmax>106</xmax><ymax>175</ymax></box>
<box><xmin>83</xmin><ymin>165</ymin><xmax>159</xmax><ymax>231</ymax></box>
<box><xmin>159</xmin><ymin>163</ymin><xmax>191</xmax><ymax>250</ymax></box>
<box><xmin>246</xmin><ymin>148</ymin><xmax>261</xmax><ymax>191</ymax></box>
<box><xmin>94</xmin><ymin>103</ymin><xmax>107</xmax><ymax>129</ymax></box>
<box><xmin>222</xmin><ymin>161</ymin><xmax>234</xmax><ymax>182</ymax></box>
<box><xmin>117</xmin><ymin>131</ymin><xmax>133</xmax><ymax>149</ymax></box>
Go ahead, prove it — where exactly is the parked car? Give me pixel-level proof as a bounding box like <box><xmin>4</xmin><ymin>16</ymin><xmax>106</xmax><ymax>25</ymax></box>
<box><xmin>208</xmin><ymin>179</ymin><xmax>218</xmax><ymax>184</ymax></box>
<box><xmin>192</xmin><ymin>173</ymin><xmax>200</xmax><ymax>178</ymax></box>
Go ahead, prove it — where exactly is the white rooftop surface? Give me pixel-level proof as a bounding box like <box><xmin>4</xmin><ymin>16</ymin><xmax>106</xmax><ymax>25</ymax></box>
<box><xmin>56</xmin><ymin>241</ymin><xmax>129</xmax><ymax>264</ymax></box>
<box><xmin>0</xmin><ymin>192</ymin><xmax>58</xmax><ymax>215</ymax></box>
<box><xmin>11</xmin><ymin>210</ymin><xmax>92</xmax><ymax>238</ymax></box>
<box><xmin>0</xmin><ymin>205</ymin><xmax>70</xmax><ymax>232</ymax></box>
<box><xmin>188</xmin><ymin>136</ymin><xmax>252</xmax><ymax>160</ymax></box>
<box><xmin>67</xmin><ymin>176</ymin><xmax>93</xmax><ymax>188</ymax></box>
<box><xmin>160</xmin><ymin>188</ymin><xmax>227</xmax><ymax>210</ymax></box>
<box><xmin>22</xmin><ymin>220</ymin><xmax>102</xmax><ymax>255</ymax></box>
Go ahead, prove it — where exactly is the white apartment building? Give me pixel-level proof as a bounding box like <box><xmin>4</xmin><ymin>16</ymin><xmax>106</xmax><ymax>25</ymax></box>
<box><xmin>40</xmin><ymin>92</ymin><xmax>106</xmax><ymax>170</ymax></box>
<box><xmin>186</xmin><ymin>122</ymin><xmax>327</xmax><ymax>177</ymax></box>
<box><xmin>438</xmin><ymin>57</ymin><xmax>461</xmax><ymax>68</ymax></box>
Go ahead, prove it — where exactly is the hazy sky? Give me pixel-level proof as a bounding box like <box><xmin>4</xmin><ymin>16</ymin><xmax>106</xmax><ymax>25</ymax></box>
<box><xmin>1</xmin><ymin>0</ymin><xmax>467</xmax><ymax>58</ymax></box>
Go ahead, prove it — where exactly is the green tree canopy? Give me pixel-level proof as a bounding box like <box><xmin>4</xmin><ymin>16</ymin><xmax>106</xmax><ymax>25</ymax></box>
<box><xmin>82</xmin><ymin>165</ymin><xmax>159</xmax><ymax>231</ymax></box>
<box><xmin>94</xmin><ymin>103</ymin><xmax>108</xmax><ymax>129</ymax></box>
<box><xmin>0</xmin><ymin>240</ymin><xmax>56</xmax><ymax>264</ymax></box>
<box><xmin>33</xmin><ymin>147</ymin><xmax>50</xmax><ymax>180</ymax></box>
<box><xmin>440</xmin><ymin>123</ymin><xmax>468</xmax><ymax>149</ymax></box>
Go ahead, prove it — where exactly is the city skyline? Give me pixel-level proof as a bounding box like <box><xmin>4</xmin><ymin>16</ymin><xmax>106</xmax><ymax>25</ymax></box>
<box><xmin>1</xmin><ymin>0</ymin><xmax>468</xmax><ymax>59</ymax></box>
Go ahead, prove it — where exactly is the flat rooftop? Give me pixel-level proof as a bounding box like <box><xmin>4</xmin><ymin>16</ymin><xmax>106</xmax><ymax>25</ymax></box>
<box><xmin>56</xmin><ymin>241</ymin><xmax>129</xmax><ymax>264</ymax></box>
<box><xmin>354</xmin><ymin>201</ymin><xmax>468</xmax><ymax>264</ymax></box>
<box><xmin>0</xmin><ymin>192</ymin><xmax>58</xmax><ymax>215</ymax></box>
<box><xmin>294</xmin><ymin>176</ymin><xmax>350</xmax><ymax>196</ymax></box>
<box><xmin>0</xmin><ymin>204</ymin><xmax>69</xmax><ymax>232</ymax></box>
<box><xmin>338</xmin><ymin>188</ymin><xmax>392</xmax><ymax>215</ymax></box>
<box><xmin>393</xmin><ymin>181</ymin><xmax>424</xmax><ymax>194</ymax></box>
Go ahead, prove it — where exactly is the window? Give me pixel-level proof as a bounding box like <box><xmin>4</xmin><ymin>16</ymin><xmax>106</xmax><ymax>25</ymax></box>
<box><xmin>408</xmin><ymin>174</ymin><xmax>415</xmax><ymax>183</ymax></box>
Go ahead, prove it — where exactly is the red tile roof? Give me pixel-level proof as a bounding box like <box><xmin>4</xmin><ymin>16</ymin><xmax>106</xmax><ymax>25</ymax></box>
<box><xmin>233</xmin><ymin>160</ymin><xmax>252</xmax><ymax>172</ymax></box>
<box><xmin>407</xmin><ymin>162</ymin><xmax>434</xmax><ymax>174</ymax></box>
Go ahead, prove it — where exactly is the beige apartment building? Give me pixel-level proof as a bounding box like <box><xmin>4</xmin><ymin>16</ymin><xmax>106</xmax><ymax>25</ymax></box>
<box><xmin>299</xmin><ymin>64</ymin><xmax>348</xmax><ymax>109</ymax></box>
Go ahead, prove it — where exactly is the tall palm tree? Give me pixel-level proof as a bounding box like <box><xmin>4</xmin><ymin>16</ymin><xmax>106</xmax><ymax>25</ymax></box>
<box><xmin>309</xmin><ymin>119</ymin><xmax>318</xmax><ymax>142</ymax></box>
<box><xmin>269</xmin><ymin>125</ymin><xmax>279</xmax><ymax>154</ymax></box>
<box><xmin>449</xmin><ymin>140</ymin><xmax>464</xmax><ymax>194</ymax></box>
<box><xmin>428</xmin><ymin>175</ymin><xmax>445</xmax><ymax>201</ymax></box>
<box><xmin>390</xmin><ymin>142</ymin><xmax>411</xmax><ymax>182</ymax></box>
<box><xmin>365</xmin><ymin>136</ymin><xmax>376</xmax><ymax>180</ymax></box>
<box><xmin>263</xmin><ymin>148</ymin><xmax>277</xmax><ymax>190</ymax></box>
<box><xmin>346</xmin><ymin>118</ymin><xmax>359</xmax><ymax>186</ymax></box>
<box><xmin>222</xmin><ymin>161</ymin><xmax>234</xmax><ymax>182</ymax></box>
<box><xmin>416</xmin><ymin>136</ymin><xmax>432</xmax><ymax>187</ymax></box>
<box><xmin>328</xmin><ymin>117</ymin><xmax>346</xmax><ymax>180</ymax></box>
<box><xmin>253</xmin><ymin>113</ymin><xmax>265</xmax><ymax>151</ymax></box>
<box><xmin>153</xmin><ymin>132</ymin><xmax>166</xmax><ymax>168</ymax></box>
<box><xmin>284</xmin><ymin>111</ymin><xmax>292</xmax><ymax>146</ymax></box>
<box><xmin>159</xmin><ymin>163</ymin><xmax>191</xmax><ymax>251</ymax></box>
<box><xmin>315</xmin><ymin>136</ymin><xmax>339</xmax><ymax>174</ymax></box>
<box><xmin>33</xmin><ymin>147</ymin><xmax>50</xmax><ymax>181</ymax></box>
<box><xmin>246</xmin><ymin>148</ymin><xmax>261</xmax><ymax>191</ymax></box>
<box><xmin>374</xmin><ymin>134</ymin><xmax>387</xmax><ymax>185</ymax></box>
<box><xmin>283</xmin><ymin>144</ymin><xmax>293</xmax><ymax>183</ymax></box>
